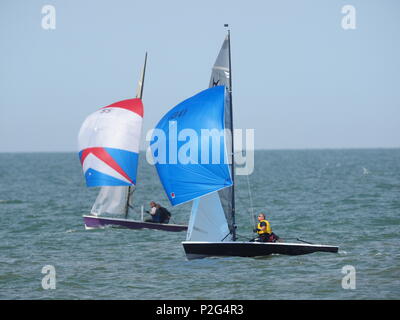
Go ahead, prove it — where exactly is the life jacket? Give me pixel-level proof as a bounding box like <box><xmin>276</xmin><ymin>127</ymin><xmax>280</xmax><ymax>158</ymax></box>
<box><xmin>257</xmin><ymin>219</ymin><xmax>272</xmax><ymax>235</ymax></box>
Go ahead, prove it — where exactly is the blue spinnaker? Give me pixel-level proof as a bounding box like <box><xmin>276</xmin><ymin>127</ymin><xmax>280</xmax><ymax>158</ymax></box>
<box><xmin>151</xmin><ymin>86</ymin><xmax>233</xmax><ymax>206</ymax></box>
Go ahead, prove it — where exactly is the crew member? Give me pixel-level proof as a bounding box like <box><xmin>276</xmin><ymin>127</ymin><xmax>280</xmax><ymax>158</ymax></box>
<box><xmin>145</xmin><ymin>201</ymin><xmax>160</xmax><ymax>223</ymax></box>
<box><xmin>253</xmin><ymin>213</ymin><xmax>279</xmax><ymax>242</ymax></box>
<box><xmin>156</xmin><ymin>204</ymin><xmax>171</xmax><ymax>224</ymax></box>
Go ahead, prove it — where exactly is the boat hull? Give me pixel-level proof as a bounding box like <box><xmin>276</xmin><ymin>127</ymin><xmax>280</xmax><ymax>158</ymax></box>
<box><xmin>182</xmin><ymin>241</ymin><xmax>339</xmax><ymax>259</ymax></box>
<box><xmin>83</xmin><ymin>215</ymin><xmax>187</xmax><ymax>232</ymax></box>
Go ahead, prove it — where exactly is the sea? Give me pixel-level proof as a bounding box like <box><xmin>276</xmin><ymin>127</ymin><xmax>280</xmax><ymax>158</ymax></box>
<box><xmin>0</xmin><ymin>149</ymin><xmax>399</xmax><ymax>300</ymax></box>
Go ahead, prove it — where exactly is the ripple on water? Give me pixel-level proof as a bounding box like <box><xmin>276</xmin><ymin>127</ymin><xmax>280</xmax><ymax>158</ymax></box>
<box><xmin>1</xmin><ymin>150</ymin><xmax>399</xmax><ymax>299</ymax></box>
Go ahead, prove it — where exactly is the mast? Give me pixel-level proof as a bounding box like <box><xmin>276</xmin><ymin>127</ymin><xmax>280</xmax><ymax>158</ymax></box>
<box><xmin>125</xmin><ymin>52</ymin><xmax>147</xmax><ymax>218</ymax></box>
<box><xmin>136</xmin><ymin>52</ymin><xmax>147</xmax><ymax>100</ymax></box>
<box><xmin>225</xmin><ymin>25</ymin><xmax>236</xmax><ymax>241</ymax></box>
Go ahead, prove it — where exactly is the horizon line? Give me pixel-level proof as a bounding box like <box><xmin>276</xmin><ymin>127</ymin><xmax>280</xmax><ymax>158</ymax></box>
<box><xmin>1</xmin><ymin>146</ymin><xmax>399</xmax><ymax>153</ymax></box>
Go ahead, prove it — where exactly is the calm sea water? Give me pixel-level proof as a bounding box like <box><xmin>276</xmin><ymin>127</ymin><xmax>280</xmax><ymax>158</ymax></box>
<box><xmin>0</xmin><ymin>150</ymin><xmax>399</xmax><ymax>300</ymax></box>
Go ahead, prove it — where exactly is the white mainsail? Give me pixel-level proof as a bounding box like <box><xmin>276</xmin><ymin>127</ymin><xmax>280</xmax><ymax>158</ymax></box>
<box><xmin>186</xmin><ymin>192</ymin><xmax>230</xmax><ymax>241</ymax></box>
<box><xmin>91</xmin><ymin>186</ymin><xmax>134</xmax><ymax>216</ymax></box>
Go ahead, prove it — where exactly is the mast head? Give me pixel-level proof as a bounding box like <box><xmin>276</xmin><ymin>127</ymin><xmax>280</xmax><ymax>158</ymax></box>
<box><xmin>224</xmin><ymin>24</ymin><xmax>230</xmax><ymax>37</ymax></box>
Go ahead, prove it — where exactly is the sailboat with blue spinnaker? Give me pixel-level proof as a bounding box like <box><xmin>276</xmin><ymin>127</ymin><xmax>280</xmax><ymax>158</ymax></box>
<box><xmin>151</xmin><ymin>28</ymin><xmax>339</xmax><ymax>258</ymax></box>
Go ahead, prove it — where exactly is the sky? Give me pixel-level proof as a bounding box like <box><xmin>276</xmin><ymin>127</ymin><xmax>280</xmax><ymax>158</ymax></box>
<box><xmin>0</xmin><ymin>0</ymin><xmax>399</xmax><ymax>152</ymax></box>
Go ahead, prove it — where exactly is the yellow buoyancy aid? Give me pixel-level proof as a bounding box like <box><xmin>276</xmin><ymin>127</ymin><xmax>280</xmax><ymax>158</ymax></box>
<box><xmin>257</xmin><ymin>219</ymin><xmax>272</xmax><ymax>235</ymax></box>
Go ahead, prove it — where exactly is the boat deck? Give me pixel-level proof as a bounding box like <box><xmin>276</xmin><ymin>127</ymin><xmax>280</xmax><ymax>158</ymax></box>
<box><xmin>182</xmin><ymin>241</ymin><xmax>339</xmax><ymax>259</ymax></box>
<box><xmin>83</xmin><ymin>215</ymin><xmax>188</xmax><ymax>232</ymax></box>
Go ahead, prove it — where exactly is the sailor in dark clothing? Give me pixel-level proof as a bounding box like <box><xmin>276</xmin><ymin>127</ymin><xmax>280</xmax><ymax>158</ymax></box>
<box><xmin>145</xmin><ymin>202</ymin><xmax>171</xmax><ymax>224</ymax></box>
<box><xmin>156</xmin><ymin>204</ymin><xmax>171</xmax><ymax>224</ymax></box>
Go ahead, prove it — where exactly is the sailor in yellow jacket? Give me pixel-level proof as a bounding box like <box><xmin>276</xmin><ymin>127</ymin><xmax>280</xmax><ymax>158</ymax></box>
<box><xmin>253</xmin><ymin>213</ymin><xmax>279</xmax><ymax>242</ymax></box>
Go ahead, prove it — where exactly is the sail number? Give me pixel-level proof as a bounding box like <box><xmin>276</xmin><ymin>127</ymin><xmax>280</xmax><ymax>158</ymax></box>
<box><xmin>200</xmin><ymin>304</ymin><xmax>244</xmax><ymax>315</ymax></box>
<box><xmin>168</xmin><ymin>108</ymin><xmax>187</xmax><ymax>120</ymax></box>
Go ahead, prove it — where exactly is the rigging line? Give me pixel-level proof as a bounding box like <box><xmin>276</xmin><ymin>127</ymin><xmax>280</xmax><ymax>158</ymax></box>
<box><xmin>168</xmin><ymin>215</ymin><xmax>177</xmax><ymax>224</ymax></box>
<box><xmin>221</xmin><ymin>231</ymin><xmax>232</xmax><ymax>242</ymax></box>
<box><xmin>296</xmin><ymin>238</ymin><xmax>314</xmax><ymax>244</ymax></box>
<box><xmin>246</xmin><ymin>172</ymin><xmax>256</xmax><ymax>228</ymax></box>
<box><xmin>283</xmin><ymin>238</ymin><xmax>315</xmax><ymax>244</ymax></box>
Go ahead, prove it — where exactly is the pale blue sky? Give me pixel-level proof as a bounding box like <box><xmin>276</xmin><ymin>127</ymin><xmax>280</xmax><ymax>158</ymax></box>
<box><xmin>0</xmin><ymin>0</ymin><xmax>399</xmax><ymax>152</ymax></box>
